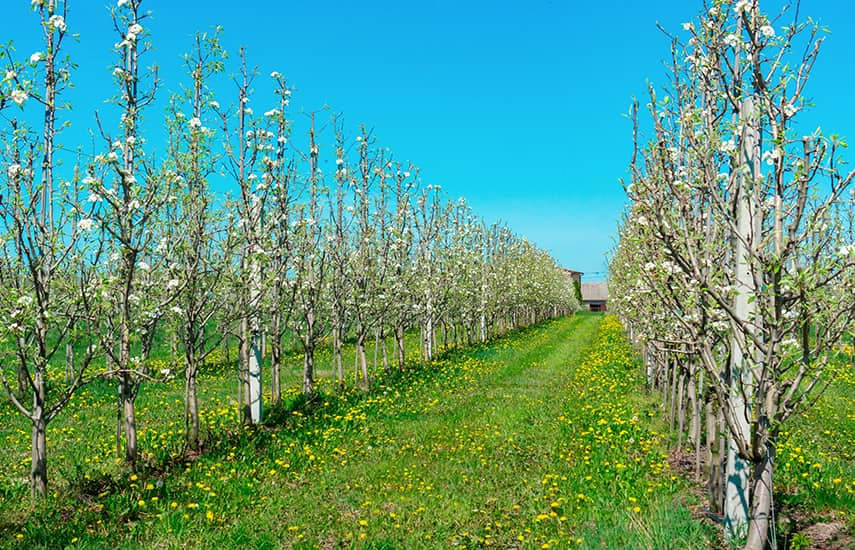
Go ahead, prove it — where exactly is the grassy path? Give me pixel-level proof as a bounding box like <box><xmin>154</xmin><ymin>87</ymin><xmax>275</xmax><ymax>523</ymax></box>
<box><xmin>3</xmin><ymin>315</ymin><xmax>715</xmax><ymax>548</ymax></box>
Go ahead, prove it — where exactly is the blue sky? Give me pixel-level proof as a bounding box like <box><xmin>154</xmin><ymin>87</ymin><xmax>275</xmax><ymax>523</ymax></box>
<box><xmin>2</xmin><ymin>1</ymin><xmax>854</xmax><ymax>280</ymax></box>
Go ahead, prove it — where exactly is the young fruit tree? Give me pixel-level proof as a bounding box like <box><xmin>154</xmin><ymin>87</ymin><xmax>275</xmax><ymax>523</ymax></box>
<box><xmin>0</xmin><ymin>0</ymin><xmax>101</xmax><ymax>497</ymax></box>
<box><xmin>219</xmin><ymin>49</ymin><xmax>267</xmax><ymax>424</ymax></box>
<box><xmin>85</xmin><ymin>0</ymin><xmax>181</xmax><ymax>466</ymax></box>
<box><xmin>164</xmin><ymin>29</ymin><xmax>237</xmax><ymax>450</ymax></box>
<box><xmin>615</xmin><ymin>0</ymin><xmax>855</xmax><ymax>546</ymax></box>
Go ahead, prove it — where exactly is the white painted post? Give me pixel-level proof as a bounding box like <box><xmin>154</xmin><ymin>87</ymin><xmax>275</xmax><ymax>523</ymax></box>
<box><xmin>248</xmin><ymin>195</ymin><xmax>263</xmax><ymax>424</ymax></box>
<box><xmin>725</xmin><ymin>95</ymin><xmax>760</xmax><ymax>542</ymax></box>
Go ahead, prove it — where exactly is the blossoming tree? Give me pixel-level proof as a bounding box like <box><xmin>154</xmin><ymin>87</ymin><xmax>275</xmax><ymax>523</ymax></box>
<box><xmin>614</xmin><ymin>0</ymin><xmax>855</xmax><ymax>546</ymax></box>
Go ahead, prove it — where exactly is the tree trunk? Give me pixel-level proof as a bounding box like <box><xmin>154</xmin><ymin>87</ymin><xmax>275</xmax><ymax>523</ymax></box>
<box><xmin>676</xmin><ymin>363</ymin><xmax>686</xmax><ymax>450</ymax></box>
<box><xmin>373</xmin><ymin>326</ymin><xmax>380</xmax><ymax>371</ymax></box>
<box><xmin>239</xmin><ymin>318</ymin><xmax>251</xmax><ymax>425</ymax></box>
<box><xmin>396</xmin><ymin>323</ymin><xmax>405</xmax><ymax>368</ymax></box>
<box><xmin>706</xmin><ymin>388</ymin><xmax>725</xmax><ymax>515</ymax></box>
<box><xmin>270</xmin><ymin>311</ymin><xmax>282</xmax><ymax>406</ymax></box>
<box><xmin>357</xmin><ymin>330</ymin><xmax>369</xmax><ymax>388</ymax></box>
<box><xmin>745</xmin><ymin>444</ymin><xmax>775</xmax><ymax>550</ymax></box>
<box><xmin>185</xmin><ymin>362</ymin><xmax>200</xmax><ymax>450</ymax></box>
<box><xmin>271</xmin><ymin>337</ymin><xmax>282</xmax><ymax>406</ymax></box>
<box><xmin>17</xmin><ymin>364</ymin><xmax>28</xmax><ymax>397</ymax></box>
<box><xmin>303</xmin><ymin>310</ymin><xmax>315</xmax><ymax>395</ymax></box>
<box><xmin>119</xmin><ymin>372</ymin><xmax>137</xmax><ymax>466</ymax></box>
<box><xmin>669</xmin><ymin>354</ymin><xmax>679</xmax><ymax>430</ymax></box>
<box><xmin>170</xmin><ymin>329</ymin><xmax>178</xmax><ymax>359</ymax></box>
<box><xmin>334</xmin><ymin>325</ymin><xmax>344</xmax><ymax>390</ymax></box>
<box><xmin>30</xmin><ymin>369</ymin><xmax>47</xmax><ymax>498</ymax></box>
<box><xmin>645</xmin><ymin>346</ymin><xmax>655</xmax><ymax>391</ymax></box>
<box><xmin>224</xmin><ymin>335</ymin><xmax>231</xmax><ymax>365</ymax></box>
<box><xmin>689</xmin><ymin>365</ymin><xmax>702</xmax><ymax>479</ymax></box>
<box><xmin>380</xmin><ymin>325</ymin><xmax>389</xmax><ymax>371</ymax></box>
<box><xmin>303</xmin><ymin>340</ymin><xmax>315</xmax><ymax>395</ymax></box>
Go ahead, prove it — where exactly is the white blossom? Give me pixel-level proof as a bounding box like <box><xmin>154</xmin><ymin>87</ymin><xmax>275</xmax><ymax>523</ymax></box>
<box><xmin>48</xmin><ymin>14</ymin><xmax>66</xmax><ymax>32</ymax></box>
<box><xmin>189</xmin><ymin>117</ymin><xmax>202</xmax><ymax>128</ymax></box>
<box><xmin>208</xmin><ymin>100</ymin><xmax>220</xmax><ymax>109</ymax></box>
<box><xmin>781</xmin><ymin>338</ymin><xmax>800</xmax><ymax>351</ymax></box>
<box><xmin>838</xmin><ymin>244</ymin><xmax>855</xmax><ymax>257</ymax></box>
<box><xmin>759</xmin><ymin>25</ymin><xmax>775</xmax><ymax>38</ymax></box>
<box><xmin>733</xmin><ymin>0</ymin><xmax>751</xmax><ymax>14</ymax></box>
<box><xmin>10</xmin><ymin>89</ymin><xmax>28</xmax><ymax>106</ymax></box>
<box><xmin>762</xmin><ymin>149</ymin><xmax>782</xmax><ymax>166</ymax></box>
<box><xmin>6</xmin><ymin>164</ymin><xmax>23</xmax><ymax>178</ymax></box>
<box><xmin>117</xmin><ymin>0</ymin><xmax>129</xmax><ymax>6</ymax></box>
<box><xmin>78</xmin><ymin>218</ymin><xmax>96</xmax><ymax>232</ymax></box>
<box><xmin>29</xmin><ymin>51</ymin><xmax>44</xmax><ymax>64</ymax></box>
<box><xmin>3</xmin><ymin>69</ymin><xmax>16</xmax><ymax>81</ymax></box>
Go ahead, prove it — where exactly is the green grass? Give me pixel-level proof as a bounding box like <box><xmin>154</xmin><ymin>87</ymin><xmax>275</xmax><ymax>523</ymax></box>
<box><xmin>2</xmin><ymin>315</ymin><xmax>717</xmax><ymax>548</ymax></box>
<box><xmin>774</xmin><ymin>352</ymin><xmax>855</xmax><ymax>535</ymax></box>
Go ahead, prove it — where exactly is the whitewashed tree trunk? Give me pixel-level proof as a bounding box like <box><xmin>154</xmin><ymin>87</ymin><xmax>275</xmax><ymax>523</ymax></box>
<box><xmin>725</xmin><ymin>95</ymin><xmax>760</xmax><ymax>542</ymax></box>
<box><xmin>247</xmin><ymin>198</ymin><xmax>263</xmax><ymax>424</ymax></box>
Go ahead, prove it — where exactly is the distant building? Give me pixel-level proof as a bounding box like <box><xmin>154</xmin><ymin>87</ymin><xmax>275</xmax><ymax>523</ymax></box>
<box><xmin>563</xmin><ymin>269</ymin><xmax>584</xmax><ymax>305</ymax></box>
<box><xmin>562</xmin><ymin>269</ymin><xmax>583</xmax><ymax>286</ymax></box>
<box><xmin>581</xmin><ymin>282</ymin><xmax>608</xmax><ymax>312</ymax></box>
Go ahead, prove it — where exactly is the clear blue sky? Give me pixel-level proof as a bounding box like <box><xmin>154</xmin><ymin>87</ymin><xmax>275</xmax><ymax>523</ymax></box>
<box><xmin>2</xmin><ymin>1</ymin><xmax>854</xmax><ymax>280</ymax></box>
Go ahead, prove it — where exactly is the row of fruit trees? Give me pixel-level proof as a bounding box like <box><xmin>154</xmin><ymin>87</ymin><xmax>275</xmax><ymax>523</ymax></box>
<box><xmin>0</xmin><ymin>0</ymin><xmax>579</xmax><ymax>499</ymax></box>
<box><xmin>610</xmin><ymin>1</ymin><xmax>855</xmax><ymax>548</ymax></box>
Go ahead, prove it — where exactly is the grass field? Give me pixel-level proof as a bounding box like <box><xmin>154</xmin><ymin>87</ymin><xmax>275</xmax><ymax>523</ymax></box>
<box><xmin>0</xmin><ymin>314</ymin><xmax>851</xmax><ymax>548</ymax></box>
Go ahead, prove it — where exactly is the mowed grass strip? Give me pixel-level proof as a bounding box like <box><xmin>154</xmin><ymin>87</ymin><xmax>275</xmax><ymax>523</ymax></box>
<box><xmin>2</xmin><ymin>315</ymin><xmax>714</xmax><ymax>548</ymax></box>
